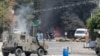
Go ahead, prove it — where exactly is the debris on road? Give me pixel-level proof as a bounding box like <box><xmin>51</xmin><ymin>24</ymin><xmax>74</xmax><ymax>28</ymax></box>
<box><xmin>56</xmin><ymin>38</ymin><xmax>71</xmax><ymax>42</ymax></box>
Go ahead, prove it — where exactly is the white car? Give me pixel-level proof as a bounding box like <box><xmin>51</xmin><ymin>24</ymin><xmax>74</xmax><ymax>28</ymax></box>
<box><xmin>74</xmin><ymin>28</ymin><xmax>89</xmax><ymax>39</ymax></box>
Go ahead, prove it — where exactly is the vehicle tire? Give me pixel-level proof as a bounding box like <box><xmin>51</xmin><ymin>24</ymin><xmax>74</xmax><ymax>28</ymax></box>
<box><xmin>96</xmin><ymin>51</ymin><xmax>99</xmax><ymax>54</ymax></box>
<box><xmin>2</xmin><ymin>52</ymin><xmax>9</xmax><ymax>56</ymax></box>
<box><xmin>97</xmin><ymin>52</ymin><xmax>100</xmax><ymax>56</ymax></box>
<box><xmin>25</xmin><ymin>52</ymin><xmax>31</xmax><ymax>56</ymax></box>
<box><xmin>37</xmin><ymin>48</ymin><xmax>44</xmax><ymax>56</ymax></box>
<box><xmin>44</xmin><ymin>51</ymin><xmax>48</xmax><ymax>55</ymax></box>
<box><xmin>15</xmin><ymin>48</ymin><xmax>22</xmax><ymax>56</ymax></box>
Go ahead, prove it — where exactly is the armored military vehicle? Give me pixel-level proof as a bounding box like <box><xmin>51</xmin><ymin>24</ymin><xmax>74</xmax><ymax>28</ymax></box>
<box><xmin>94</xmin><ymin>29</ymin><xmax>100</xmax><ymax>56</ymax></box>
<box><xmin>1</xmin><ymin>31</ymin><xmax>48</xmax><ymax>56</ymax></box>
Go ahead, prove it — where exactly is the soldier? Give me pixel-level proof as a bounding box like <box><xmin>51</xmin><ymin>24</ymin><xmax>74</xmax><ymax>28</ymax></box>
<box><xmin>40</xmin><ymin>32</ymin><xmax>43</xmax><ymax>40</ymax></box>
<box><xmin>49</xmin><ymin>33</ymin><xmax>54</xmax><ymax>39</ymax></box>
<box><xmin>46</xmin><ymin>32</ymin><xmax>49</xmax><ymax>40</ymax></box>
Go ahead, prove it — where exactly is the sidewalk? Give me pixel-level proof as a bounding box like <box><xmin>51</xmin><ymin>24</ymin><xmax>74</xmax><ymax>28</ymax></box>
<box><xmin>43</xmin><ymin>54</ymin><xmax>97</xmax><ymax>56</ymax></box>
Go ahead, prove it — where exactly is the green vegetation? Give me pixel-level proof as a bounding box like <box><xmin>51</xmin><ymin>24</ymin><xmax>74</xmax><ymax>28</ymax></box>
<box><xmin>0</xmin><ymin>0</ymin><xmax>16</xmax><ymax>30</ymax></box>
<box><xmin>0</xmin><ymin>0</ymin><xmax>40</xmax><ymax>30</ymax></box>
<box><xmin>0</xmin><ymin>0</ymin><xmax>8</xmax><ymax>28</ymax></box>
<box><xmin>87</xmin><ymin>8</ymin><xmax>100</xmax><ymax>38</ymax></box>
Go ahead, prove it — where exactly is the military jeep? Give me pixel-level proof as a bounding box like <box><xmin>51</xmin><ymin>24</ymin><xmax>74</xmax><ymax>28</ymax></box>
<box><xmin>1</xmin><ymin>31</ymin><xmax>48</xmax><ymax>56</ymax></box>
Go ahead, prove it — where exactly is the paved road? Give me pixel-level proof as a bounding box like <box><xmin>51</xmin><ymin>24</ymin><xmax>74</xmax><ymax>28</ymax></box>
<box><xmin>45</xmin><ymin>40</ymin><xmax>97</xmax><ymax>56</ymax></box>
<box><xmin>0</xmin><ymin>40</ymin><xmax>97</xmax><ymax>56</ymax></box>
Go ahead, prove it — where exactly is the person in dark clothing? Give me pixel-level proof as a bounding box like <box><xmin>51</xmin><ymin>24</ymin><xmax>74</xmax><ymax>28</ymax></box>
<box><xmin>46</xmin><ymin>32</ymin><xmax>49</xmax><ymax>40</ymax></box>
<box><xmin>49</xmin><ymin>32</ymin><xmax>54</xmax><ymax>40</ymax></box>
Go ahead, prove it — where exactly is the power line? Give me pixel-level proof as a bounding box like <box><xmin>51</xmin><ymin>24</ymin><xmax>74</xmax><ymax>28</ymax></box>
<box><xmin>33</xmin><ymin>0</ymin><xmax>98</xmax><ymax>13</ymax></box>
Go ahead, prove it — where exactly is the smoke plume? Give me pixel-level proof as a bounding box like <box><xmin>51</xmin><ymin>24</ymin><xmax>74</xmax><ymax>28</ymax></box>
<box><xmin>13</xmin><ymin>5</ymin><xmax>33</xmax><ymax>34</ymax></box>
<box><xmin>38</xmin><ymin>0</ymin><xmax>97</xmax><ymax>34</ymax></box>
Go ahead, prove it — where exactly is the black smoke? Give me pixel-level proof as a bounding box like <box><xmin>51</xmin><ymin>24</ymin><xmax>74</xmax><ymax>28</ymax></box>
<box><xmin>37</xmin><ymin>0</ymin><xmax>97</xmax><ymax>36</ymax></box>
<box><xmin>38</xmin><ymin>0</ymin><xmax>66</xmax><ymax>33</ymax></box>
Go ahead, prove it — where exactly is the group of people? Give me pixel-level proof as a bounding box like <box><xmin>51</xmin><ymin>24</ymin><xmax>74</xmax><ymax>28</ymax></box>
<box><xmin>36</xmin><ymin>32</ymin><xmax>54</xmax><ymax>40</ymax></box>
<box><xmin>37</xmin><ymin>32</ymin><xmax>43</xmax><ymax>40</ymax></box>
<box><xmin>45</xmin><ymin>32</ymin><xmax>54</xmax><ymax>41</ymax></box>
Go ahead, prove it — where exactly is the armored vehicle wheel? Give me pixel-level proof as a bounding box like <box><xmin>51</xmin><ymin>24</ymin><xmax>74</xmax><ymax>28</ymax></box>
<box><xmin>15</xmin><ymin>48</ymin><xmax>22</xmax><ymax>56</ymax></box>
<box><xmin>37</xmin><ymin>48</ymin><xmax>44</xmax><ymax>56</ymax></box>
<box><xmin>2</xmin><ymin>52</ymin><xmax>9</xmax><ymax>56</ymax></box>
<box><xmin>25</xmin><ymin>52</ymin><xmax>31</xmax><ymax>56</ymax></box>
<box><xmin>44</xmin><ymin>51</ymin><xmax>48</xmax><ymax>55</ymax></box>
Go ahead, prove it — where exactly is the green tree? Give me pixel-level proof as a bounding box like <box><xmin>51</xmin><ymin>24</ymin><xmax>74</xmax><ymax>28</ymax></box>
<box><xmin>0</xmin><ymin>0</ymin><xmax>16</xmax><ymax>30</ymax></box>
<box><xmin>87</xmin><ymin>8</ymin><xmax>100</xmax><ymax>38</ymax></box>
<box><xmin>0</xmin><ymin>0</ymin><xmax>8</xmax><ymax>29</ymax></box>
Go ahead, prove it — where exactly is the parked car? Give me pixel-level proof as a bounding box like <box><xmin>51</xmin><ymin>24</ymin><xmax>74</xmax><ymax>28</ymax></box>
<box><xmin>74</xmin><ymin>28</ymin><xmax>89</xmax><ymax>39</ymax></box>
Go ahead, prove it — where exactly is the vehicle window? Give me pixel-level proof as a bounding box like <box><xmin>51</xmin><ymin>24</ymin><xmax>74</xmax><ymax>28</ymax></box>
<box><xmin>75</xmin><ymin>31</ymin><xmax>85</xmax><ymax>34</ymax></box>
<box><xmin>20</xmin><ymin>35</ymin><xmax>25</xmax><ymax>40</ymax></box>
<box><xmin>32</xmin><ymin>39</ymin><xmax>37</xmax><ymax>43</ymax></box>
<box><xmin>9</xmin><ymin>35</ymin><xmax>12</xmax><ymax>41</ymax></box>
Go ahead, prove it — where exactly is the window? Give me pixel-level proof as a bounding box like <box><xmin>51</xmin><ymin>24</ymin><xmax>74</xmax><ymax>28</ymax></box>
<box><xmin>20</xmin><ymin>35</ymin><xmax>25</xmax><ymax>40</ymax></box>
<box><xmin>76</xmin><ymin>31</ymin><xmax>86</xmax><ymax>34</ymax></box>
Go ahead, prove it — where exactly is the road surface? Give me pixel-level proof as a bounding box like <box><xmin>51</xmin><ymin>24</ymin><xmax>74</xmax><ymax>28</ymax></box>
<box><xmin>0</xmin><ymin>40</ymin><xmax>97</xmax><ymax>56</ymax></box>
